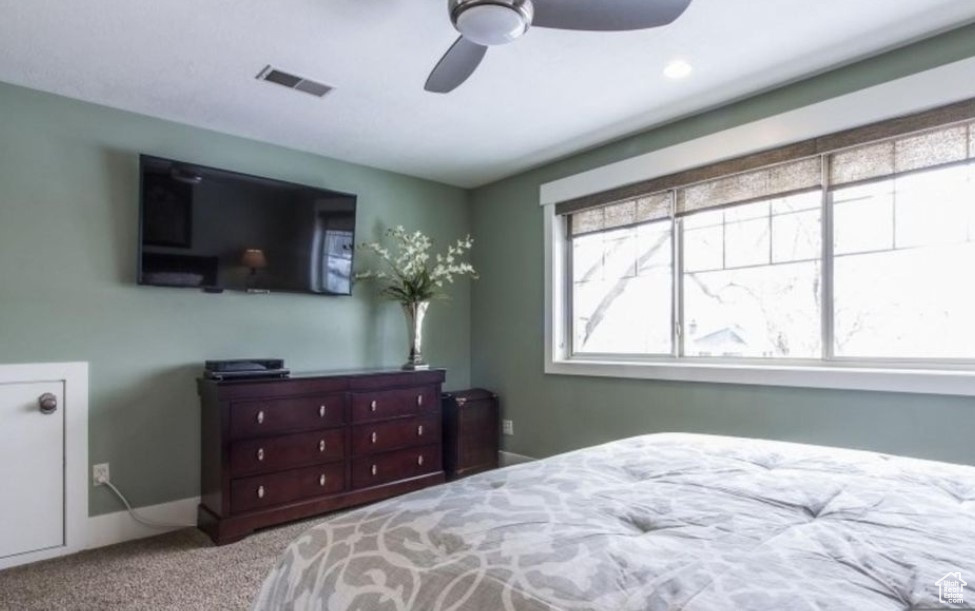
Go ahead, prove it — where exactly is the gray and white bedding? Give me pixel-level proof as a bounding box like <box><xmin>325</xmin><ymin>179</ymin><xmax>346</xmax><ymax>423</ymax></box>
<box><xmin>254</xmin><ymin>433</ymin><xmax>975</xmax><ymax>610</ymax></box>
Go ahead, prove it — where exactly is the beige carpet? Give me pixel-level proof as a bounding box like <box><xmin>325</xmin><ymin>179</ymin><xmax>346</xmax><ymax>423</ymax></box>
<box><xmin>0</xmin><ymin>516</ymin><xmax>328</xmax><ymax>610</ymax></box>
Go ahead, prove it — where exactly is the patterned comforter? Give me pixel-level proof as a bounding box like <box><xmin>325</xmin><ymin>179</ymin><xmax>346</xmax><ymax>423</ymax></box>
<box><xmin>254</xmin><ymin>433</ymin><xmax>975</xmax><ymax>610</ymax></box>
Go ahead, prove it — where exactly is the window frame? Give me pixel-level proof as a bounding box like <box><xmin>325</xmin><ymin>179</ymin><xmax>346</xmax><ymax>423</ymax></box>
<box><xmin>543</xmin><ymin>98</ymin><xmax>975</xmax><ymax>396</ymax></box>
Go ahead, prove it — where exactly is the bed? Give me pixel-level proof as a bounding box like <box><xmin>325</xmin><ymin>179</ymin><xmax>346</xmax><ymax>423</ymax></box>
<box><xmin>254</xmin><ymin>433</ymin><xmax>975</xmax><ymax>610</ymax></box>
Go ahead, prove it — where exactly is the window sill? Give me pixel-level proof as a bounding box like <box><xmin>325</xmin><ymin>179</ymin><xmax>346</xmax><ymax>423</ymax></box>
<box><xmin>545</xmin><ymin>358</ymin><xmax>975</xmax><ymax>397</ymax></box>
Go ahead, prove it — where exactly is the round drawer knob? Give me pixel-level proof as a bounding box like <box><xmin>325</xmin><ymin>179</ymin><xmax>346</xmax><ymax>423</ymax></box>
<box><xmin>417</xmin><ymin>425</ymin><xmax>424</xmax><ymax>436</ymax></box>
<box><xmin>319</xmin><ymin>440</ymin><xmax>326</xmax><ymax>452</ymax></box>
<box><xmin>257</xmin><ymin>448</ymin><xmax>265</xmax><ymax>461</ymax></box>
<box><xmin>417</xmin><ymin>395</ymin><xmax>423</xmax><ymax>406</ymax></box>
<box><xmin>319</xmin><ymin>405</ymin><xmax>326</xmax><ymax>418</ymax></box>
<box><xmin>417</xmin><ymin>455</ymin><xmax>424</xmax><ymax>466</ymax></box>
<box><xmin>371</xmin><ymin>464</ymin><xmax>377</xmax><ymax>476</ymax></box>
<box><xmin>38</xmin><ymin>393</ymin><xmax>58</xmax><ymax>415</ymax></box>
<box><xmin>370</xmin><ymin>432</ymin><xmax>377</xmax><ymax>444</ymax></box>
<box><xmin>256</xmin><ymin>410</ymin><xmax>265</xmax><ymax>425</ymax></box>
<box><xmin>319</xmin><ymin>474</ymin><xmax>327</xmax><ymax>487</ymax></box>
<box><xmin>370</xmin><ymin>400</ymin><xmax>378</xmax><ymax>412</ymax></box>
<box><xmin>257</xmin><ymin>485</ymin><xmax>265</xmax><ymax>499</ymax></box>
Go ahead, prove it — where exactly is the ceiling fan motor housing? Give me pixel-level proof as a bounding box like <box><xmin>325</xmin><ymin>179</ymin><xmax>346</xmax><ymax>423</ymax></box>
<box><xmin>449</xmin><ymin>0</ymin><xmax>534</xmax><ymax>46</ymax></box>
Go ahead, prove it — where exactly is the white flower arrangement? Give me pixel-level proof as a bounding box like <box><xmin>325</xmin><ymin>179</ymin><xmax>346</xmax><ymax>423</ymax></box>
<box><xmin>356</xmin><ymin>226</ymin><xmax>477</xmax><ymax>304</ymax></box>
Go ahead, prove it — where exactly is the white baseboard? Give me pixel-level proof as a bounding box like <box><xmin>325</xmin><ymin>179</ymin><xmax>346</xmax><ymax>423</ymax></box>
<box><xmin>46</xmin><ymin>457</ymin><xmax>544</xmax><ymax>557</ymax></box>
<box><xmin>499</xmin><ymin>451</ymin><xmax>536</xmax><ymax>467</ymax></box>
<box><xmin>26</xmin><ymin>457</ymin><xmax>541</xmax><ymax>563</ymax></box>
<box><xmin>84</xmin><ymin>457</ymin><xmax>540</xmax><ymax>550</ymax></box>
<box><xmin>86</xmin><ymin>496</ymin><xmax>200</xmax><ymax>550</ymax></box>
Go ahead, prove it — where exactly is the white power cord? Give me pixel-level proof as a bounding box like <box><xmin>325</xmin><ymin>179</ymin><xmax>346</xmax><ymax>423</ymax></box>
<box><xmin>99</xmin><ymin>477</ymin><xmax>195</xmax><ymax>530</ymax></box>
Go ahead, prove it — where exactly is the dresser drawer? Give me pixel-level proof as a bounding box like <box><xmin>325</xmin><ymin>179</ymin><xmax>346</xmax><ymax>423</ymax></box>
<box><xmin>350</xmin><ymin>386</ymin><xmax>438</xmax><ymax>423</ymax></box>
<box><xmin>351</xmin><ymin>414</ymin><xmax>440</xmax><ymax>456</ymax></box>
<box><xmin>231</xmin><ymin>394</ymin><xmax>346</xmax><ymax>439</ymax></box>
<box><xmin>230</xmin><ymin>429</ymin><xmax>345</xmax><ymax>477</ymax></box>
<box><xmin>351</xmin><ymin>444</ymin><xmax>442</xmax><ymax>489</ymax></box>
<box><xmin>231</xmin><ymin>463</ymin><xmax>346</xmax><ymax>514</ymax></box>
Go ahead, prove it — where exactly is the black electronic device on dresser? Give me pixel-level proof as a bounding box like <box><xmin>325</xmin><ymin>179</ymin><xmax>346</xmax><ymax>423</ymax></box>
<box><xmin>203</xmin><ymin>359</ymin><xmax>289</xmax><ymax>380</ymax></box>
<box><xmin>442</xmin><ymin>388</ymin><xmax>500</xmax><ymax>480</ymax></box>
<box><xmin>197</xmin><ymin>369</ymin><xmax>446</xmax><ymax>545</ymax></box>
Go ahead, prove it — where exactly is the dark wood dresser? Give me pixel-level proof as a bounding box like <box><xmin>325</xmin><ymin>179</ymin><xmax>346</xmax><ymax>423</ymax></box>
<box><xmin>197</xmin><ymin>369</ymin><xmax>446</xmax><ymax>544</ymax></box>
<box><xmin>442</xmin><ymin>388</ymin><xmax>500</xmax><ymax>480</ymax></box>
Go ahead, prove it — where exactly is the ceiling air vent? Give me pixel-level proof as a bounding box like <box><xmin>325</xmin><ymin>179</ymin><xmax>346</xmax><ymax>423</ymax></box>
<box><xmin>256</xmin><ymin>65</ymin><xmax>333</xmax><ymax>98</ymax></box>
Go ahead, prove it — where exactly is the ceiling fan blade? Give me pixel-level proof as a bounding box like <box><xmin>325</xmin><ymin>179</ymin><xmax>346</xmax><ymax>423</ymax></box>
<box><xmin>531</xmin><ymin>0</ymin><xmax>692</xmax><ymax>31</ymax></box>
<box><xmin>424</xmin><ymin>36</ymin><xmax>488</xmax><ymax>93</ymax></box>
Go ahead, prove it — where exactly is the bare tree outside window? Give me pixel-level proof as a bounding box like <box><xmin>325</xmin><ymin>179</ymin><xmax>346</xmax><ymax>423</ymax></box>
<box><xmin>572</xmin><ymin>221</ymin><xmax>672</xmax><ymax>354</ymax></box>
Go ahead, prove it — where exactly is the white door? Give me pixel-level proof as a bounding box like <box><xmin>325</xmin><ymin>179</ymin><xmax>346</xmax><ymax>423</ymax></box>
<box><xmin>0</xmin><ymin>381</ymin><xmax>65</xmax><ymax>559</ymax></box>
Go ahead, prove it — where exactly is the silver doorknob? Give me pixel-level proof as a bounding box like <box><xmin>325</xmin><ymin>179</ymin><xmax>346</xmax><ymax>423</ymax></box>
<box><xmin>38</xmin><ymin>393</ymin><xmax>57</xmax><ymax>415</ymax></box>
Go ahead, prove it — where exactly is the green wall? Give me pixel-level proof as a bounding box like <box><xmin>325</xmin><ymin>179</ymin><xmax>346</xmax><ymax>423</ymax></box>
<box><xmin>470</xmin><ymin>23</ymin><xmax>975</xmax><ymax>466</ymax></box>
<box><xmin>0</xmin><ymin>82</ymin><xmax>472</xmax><ymax>515</ymax></box>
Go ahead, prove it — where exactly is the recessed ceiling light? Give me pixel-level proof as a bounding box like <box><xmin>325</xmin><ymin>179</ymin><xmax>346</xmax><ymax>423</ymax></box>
<box><xmin>664</xmin><ymin>59</ymin><xmax>693</xmax><ymax>80</ymax></box>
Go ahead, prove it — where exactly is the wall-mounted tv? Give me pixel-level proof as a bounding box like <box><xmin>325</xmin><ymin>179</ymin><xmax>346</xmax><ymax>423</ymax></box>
<box><xmin>138</xmin><ymin>155</ymin><xmax>357</xmax><ymax>296</ymax></box>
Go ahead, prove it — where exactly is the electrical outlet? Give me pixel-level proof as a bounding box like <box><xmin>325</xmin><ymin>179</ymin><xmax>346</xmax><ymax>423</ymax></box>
<box><xmin>93</xmin><ymin>463</ymin><xmax>110</xmax><ymax>486</ymax></box>
<box><xmin>502</xmin><ymin>419</ymin><xmax>514</xmax><ymax>436</ymax></box>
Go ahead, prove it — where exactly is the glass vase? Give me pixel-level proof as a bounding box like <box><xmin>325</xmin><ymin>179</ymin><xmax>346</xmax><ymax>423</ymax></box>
<box><xmin>402</xmin><ymin>301</ymin><xmax>431</xmax><ymax>370</ymax></box>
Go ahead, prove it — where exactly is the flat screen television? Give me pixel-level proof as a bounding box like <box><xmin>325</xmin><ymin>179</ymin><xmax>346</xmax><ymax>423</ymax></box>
<box><xmin>138</xmin><ymin>155</ymin><xmax>357</xmax><ymax>296</ymax></box>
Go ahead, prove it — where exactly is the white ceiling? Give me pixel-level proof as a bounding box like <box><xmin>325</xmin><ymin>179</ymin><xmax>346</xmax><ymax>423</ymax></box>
<box><xmin>1</xmin><ymin>0</ymin><xmax>974</xmax><ymax>188</ymax></box>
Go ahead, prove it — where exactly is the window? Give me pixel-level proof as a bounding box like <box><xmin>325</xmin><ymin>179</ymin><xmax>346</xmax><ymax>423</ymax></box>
<box><xmin>562</xmin><ymin>118</ymin><xmax>975</xmax><ymax>366</ymax></box>
<box><xmin>570</xmin><ymin>195</ymin><xmax>673</xmax><ymax>355</ymax></box>
<box><xmin>832</xmin><ymin>162</ymin><xmax>975</xmax><ymax>359</ymax></box>
<box><xmin>682</xmin><ymin>192</ymin><xmax>822</xmax><ymax>358</ymax></box>
<box><xmin>572</xmin><ymin>221</ymin><xmax>673</xmax><ymax>355</ymax></box>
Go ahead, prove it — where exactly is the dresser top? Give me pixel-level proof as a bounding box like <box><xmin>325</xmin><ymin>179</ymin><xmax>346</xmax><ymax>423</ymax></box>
<box><xmin>198</xmin><ymin>367</ymin><xmax>446</xmax><ymax>399</ymax></box>
<box><xmin>201</xmin><ymin>366</ymin><xmax>445</xmax><ymax>383</ymax></box>
<box><xmin>287</xmin><ymin>367</ymin><xmax>446</xmax><ymax>380</ymax></box>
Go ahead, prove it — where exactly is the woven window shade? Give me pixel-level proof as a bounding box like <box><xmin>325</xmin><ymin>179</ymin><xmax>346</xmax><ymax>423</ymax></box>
<box><xmin>829</xmin><ymin>123</ymin><xmax>973</xmax><ymax>186</ymax></box>
<box><xmin>569</xmin><ymin>192</ymin><xmax>672</xmax><ymax>236</ymax></box>
<box><xmin>555</xmin><ymin>103</ymin><xmax>975</xmax><ymax>227</ymax></box>
<box><xmin>554</xmin><ymin>99</ymin><xmax>975</xmax><ymax>218</ymax></box>
<box><xmin>675</xmin><ymin>157</ymin><xmax>821</xmax><ymax>216</ymax></box>
<box><xmin>970</xmin><ymin>121</ymin><xmax>975</xmax><ymax>157</ymax></box>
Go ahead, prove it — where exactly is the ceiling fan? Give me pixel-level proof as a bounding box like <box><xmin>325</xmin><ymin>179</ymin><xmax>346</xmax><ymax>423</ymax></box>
<box><xmin>424</xmin><ymin>0</ymin><xmax>693</xmax><ymax>93</ymax></box>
